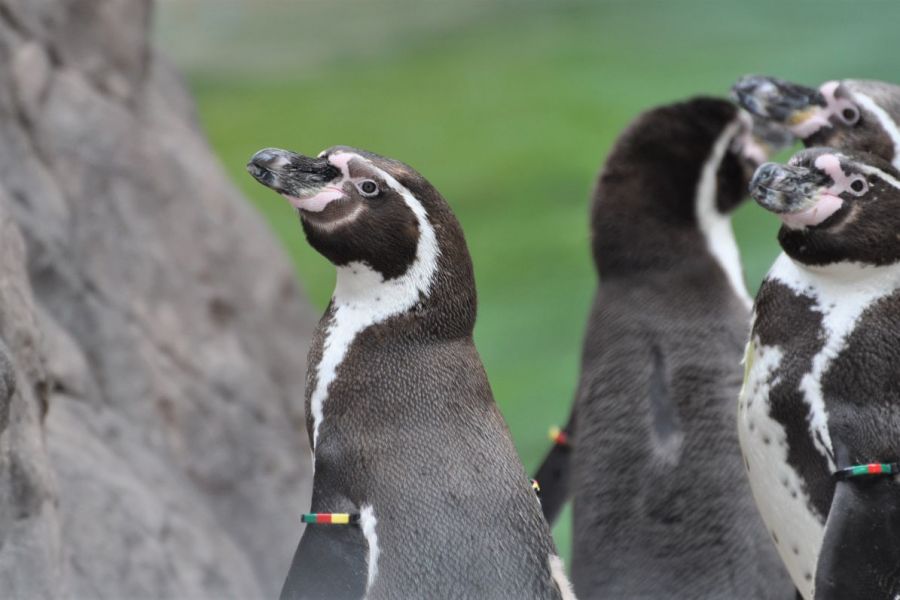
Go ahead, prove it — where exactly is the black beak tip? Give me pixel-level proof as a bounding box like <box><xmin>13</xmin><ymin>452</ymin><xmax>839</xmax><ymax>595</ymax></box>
<box><xmin>246</xmin><ymin>161</ymin><xmax>263</xmax><ymax>178</ymax></box>
<box><xmin>246</xmin><ymin>161</ymin><xmax>272</xmax><ymax>186</ymax></box>
<box><xmin>748</xmin><ymin>162</ymin><xmax>776</xmax><ymax>195</ymax></box>
<box><xmin>247</xmin><ymin>147</ymin><xmax>291</xmax><ymax>185</ymax></box>
<box><xmin>731</xmin><ymin>75</ymin><xmax>777</xmax><ymax>116</ymax></box>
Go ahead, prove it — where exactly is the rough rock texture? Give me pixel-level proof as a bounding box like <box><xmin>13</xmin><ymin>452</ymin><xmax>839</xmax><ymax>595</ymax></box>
<box><xmin>0</xmin><ymin>1</ymin><xmax>314</xmax><ymax>597</ymax></box>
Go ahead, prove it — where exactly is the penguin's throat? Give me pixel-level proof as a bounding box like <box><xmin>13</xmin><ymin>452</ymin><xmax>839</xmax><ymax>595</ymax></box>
<box><xmin>779</xmin><ymin>194</ymin><xmax>843</xmax><ymax>229</ymax></box>
<box><xmin>334</xmin><ymin>262</ymin><xmax>398</xmax><ymax>303</ymax></box>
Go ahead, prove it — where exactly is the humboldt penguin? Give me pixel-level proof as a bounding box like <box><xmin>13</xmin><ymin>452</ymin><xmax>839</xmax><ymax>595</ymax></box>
<box><xmin>539</xmin><ymin>97</ymin><xmax>793</xmax><ymax>599</ymax></box>
<box><xmin>733</xmin><ymin>75</ymin><xmax>900</xmax><ymax>169</ymax></box>
<box><xmin>247</xmin><ymin>146</ymin><xmax>575</xmax><ymax>600</ymax></box>
<box><xmin>741</xmin><ymin>147</ymin><xmax>900</xmax><ymax>600</ymax></box>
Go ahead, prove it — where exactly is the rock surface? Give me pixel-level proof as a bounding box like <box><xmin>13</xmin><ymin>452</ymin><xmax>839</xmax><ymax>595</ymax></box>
<box><xmin>0</xmin><ymin>1</ymin><xmax>314</xmax><ymax>597</ymax></box>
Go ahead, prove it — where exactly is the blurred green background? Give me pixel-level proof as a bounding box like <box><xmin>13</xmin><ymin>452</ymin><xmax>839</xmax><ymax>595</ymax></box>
<box><xmin>156</xmin><ymin>0</ymin><xmax>900</xmax><ymax>562</ymax></box>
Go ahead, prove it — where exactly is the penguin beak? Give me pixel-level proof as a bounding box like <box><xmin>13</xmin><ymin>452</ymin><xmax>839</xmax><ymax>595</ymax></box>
<box><xmin>247</xmin><ymin>148</ymin><xmax>342</xmax><ymax>211</ymax></box>
<box><xmin>749</xmin><ymin>161</ymin><xmax>840</xmax><ymax>228</ymax></box>
<box><xmin>732</xmin><ymin>75</ymin><xmax>826</xmax><ymax>130</ymax></box>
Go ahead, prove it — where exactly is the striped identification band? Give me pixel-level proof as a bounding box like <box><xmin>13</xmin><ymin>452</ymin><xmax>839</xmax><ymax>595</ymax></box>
<box><xmin>833</xmin><ymin>463</ymin><xmax>899</xmax><ymax>481</ymax></box>
<box><xmin>549</xmin><ymin>426</ymin><xmax>570</xmax><ymax>447</ymax></box>
<box><xmin>301</xmin><ymin>513</ymin><xmax>360</xmax><ymax>525</ymax></box>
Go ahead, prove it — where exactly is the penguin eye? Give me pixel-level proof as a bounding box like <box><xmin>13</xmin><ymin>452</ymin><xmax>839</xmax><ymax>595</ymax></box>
<box><xmin>356</xmin><ymin>180</ymin><xmax>379</xmax><ymax>197</ymax></box>
<box><xmin>840</xmin><ymin>106</ymin><xmax>860</xmax><ymax>125</ymax></box>
<box><xmin>849</xmin><ymin>177</ymin><xmax>868</xmax><ymax>195</ymax></box>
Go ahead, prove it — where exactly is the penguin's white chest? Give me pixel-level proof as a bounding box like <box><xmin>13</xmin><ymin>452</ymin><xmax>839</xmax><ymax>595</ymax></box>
<box><xmin>739</xmin><ymin>255</ymin><xmax>900</xmax><ymax>599</ymax></box>
<box><xmin>738</xmin><ymin>339</ymin><xmax>824</xmax><ymax>599</ymax></box>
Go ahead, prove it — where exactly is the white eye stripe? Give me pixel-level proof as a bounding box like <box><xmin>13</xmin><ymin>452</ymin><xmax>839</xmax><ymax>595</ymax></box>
<box><xmin>850</xmin><ymin>91</ymin><xmax>900</xmax><ymax>171</ymax></box>
<box><xmin>857</xmin><ymin>164</ymin><xmax>900</xmax><ymax>191</ymax></box>
<box><xmin>695</xmin><ymin>118</ymin><xmax>752</xmax><ymax>309</ymax></box>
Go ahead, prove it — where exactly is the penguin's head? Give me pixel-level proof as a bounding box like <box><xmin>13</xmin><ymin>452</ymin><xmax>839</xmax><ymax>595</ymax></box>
<box><xmin>733</xmin><ymin>75</ymin><xmax>900</xmax><ymax>162</ymax></box>
<box><xmin>248</xmin><ymin>145</ymin><xmax>451</xmax><ymax>281</ymax></box>
<box><xmin>749</xmin><ymin>147</ymin><xmax>900</xmax><ymax>266</ymax></box>
<box><xmin>248</xmin><ymin>145</ymin><xmax>477</xmax><ymax>334</ymax></box>
<box><xmin>590</xmin><ymin>97</ymin><xmax>792</xmax><ymax>275</ymax></box>
<box><xmin>596</xmin><ymin>97</ymin><xmax>791</xmax><ymax>221</ymax></box>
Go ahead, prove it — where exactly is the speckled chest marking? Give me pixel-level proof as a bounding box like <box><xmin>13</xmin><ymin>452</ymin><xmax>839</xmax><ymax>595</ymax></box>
<box><xmin>740</xmin><ymin>338</ymin><xmax>822</xmax><ymax>599</ymax></box>
<box><xmin>695</xmin><ymin>118</ymin><xmax>752</xmax><ymax>308</ymax></box>
<box><xmin>307</xmin><ymin>152</ymin><xmax>440</xmax><ymax>450</ymax></box>
<box><xmin>740</xmin><ymin>255</ymin><xmax>900</xmax><ymax>598</ymax></box>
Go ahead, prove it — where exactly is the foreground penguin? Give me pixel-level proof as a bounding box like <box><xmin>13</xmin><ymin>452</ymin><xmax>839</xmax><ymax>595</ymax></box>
<box><xmin>247</xmin><ymin>146</ymin><xmax>574</xmax><ymax>600</ymax></box>
<box><xmin>733</xmin><ymin>75</ymin><xmax>900</xmax><ymax>169</ymax></box>
<box><xmin>741</xmin><ymin>147</ymin><xmax>900</xmax><ymax>600</ymax></box>
<box><xmin>541</xmin><ymin>98</ymin><xmax>793</xmax><ymax>598</ymax></box>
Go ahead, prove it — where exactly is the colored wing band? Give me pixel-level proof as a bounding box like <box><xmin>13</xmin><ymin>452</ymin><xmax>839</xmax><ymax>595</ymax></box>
<box><xmin>548</xmin><ymin>426</ymin><xmax>570</xmax><ymax>448</ymax></box>
<box><xmin>301</xmin><ymin>512</ymin><xmax>360</xmax><ymax>525</ymax></box>
<box><xmin>832</xmin><ymin>463</ymin><xmax>900</xmax><ymax>481</ymax></box>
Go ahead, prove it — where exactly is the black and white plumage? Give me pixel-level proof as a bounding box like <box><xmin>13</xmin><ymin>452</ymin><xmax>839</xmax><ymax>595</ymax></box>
<box><xmin>247</xmin><ymin>146</ymin><xmax>574</xmax><ymax>600</ymax></box>
<box><xmin>539</xmin><ymin>98</ymin><xmax>792</xmax><ymax>599</ymax></box>
<box><xmin>742</xmin><ymin>147</ymin><xmax>900</xmax><ymax>600</ymax></box>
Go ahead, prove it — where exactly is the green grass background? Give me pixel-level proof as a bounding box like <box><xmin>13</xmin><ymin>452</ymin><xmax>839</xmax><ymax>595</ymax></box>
<box><xmin>156</xmin><ymin>0</ymin><xmax>900</xmax><ymax>562</ymax></box>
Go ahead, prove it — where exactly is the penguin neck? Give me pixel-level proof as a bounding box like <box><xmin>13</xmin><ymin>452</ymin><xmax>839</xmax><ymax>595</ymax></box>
<box><xmin>770</xmin><ymin>253</ymin><xmax>900</xmax><ymax>293</ymax></box>
<box><xmin>592</xmin><ymin>120</ymin><xmax>750</xmax><ymax>307</ymax></box>
<box><xmin>693</xmin><ymin>119</ymin><xmax>752</xmax><ymax>308</ymax></box>
<box><xmin>592</xmin><ymin>199</ymin><xmax>749</xmax><ymax>308</ymax></box>
<box><xmin>592</xmin><ymin>120</ymin><xmax>751</xmax><ymax>309</ymax></box>
<box><xmin>329</xmin><ymin>236</ymin><xmax>476</xmax><ymax>341</ymax></box>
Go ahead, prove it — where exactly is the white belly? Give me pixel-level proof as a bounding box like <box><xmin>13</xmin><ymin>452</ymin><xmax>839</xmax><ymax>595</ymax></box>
<box><xmin>738</xmin><ymin>339</ymin><xmax>824</xmax><ymax>600</ymax></box>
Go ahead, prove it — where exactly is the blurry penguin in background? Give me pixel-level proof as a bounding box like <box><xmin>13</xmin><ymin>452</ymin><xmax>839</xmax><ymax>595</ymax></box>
<box><xmin>535</xmin><ymin>97</ymin><xmax>795</xmax><ymax>599</ymax></box>
<box><xmin>733</xmin><ymin>75</ymin><xmax>900</xmax><ymax>170</ymax></box>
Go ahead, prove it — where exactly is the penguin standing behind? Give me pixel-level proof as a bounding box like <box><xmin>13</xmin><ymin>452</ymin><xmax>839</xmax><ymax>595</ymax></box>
<box><xmin>539</xmin><ymin>98</ymin><xmax>794</xmax><ymax>599</ymax></box>
<box><xmin>742</xmin><ymin>147</ymin><xmax>900</xmax><ymax>600</ymax></box>
<box><xmin>733</xmin><ymin>75</ymin><xmax>900</xmax><ymax>170</ymax></box>
<box><xmin>247</xmin><ymin>146</ymin><xmax>575</xmax><ymax>600</ymax></box>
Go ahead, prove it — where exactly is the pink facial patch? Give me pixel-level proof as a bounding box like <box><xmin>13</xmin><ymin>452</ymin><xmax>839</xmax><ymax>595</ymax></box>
<box><xmin>789</xmin><ymin>81</ymin><xmax>858</xmax><ymax>138</ymax></box>
<box><xmin>283</xmin><ymin>187</ymin><xmax>344</xmax><ymax>213</ymax></box>
<box><xmin>780</xmin><ymin>193</ymin><xmax>843</xmax><ymax>228</ymax></box>
<box><xmin>328</xmin><ymin>152</ymin><xmax>353</xmax><ymax>175</ymax></box>
<box><xmin>282</xmin><ymin>152</ymin><xmax>359</xmax><ymax>213</ymax></box>
<box><xmin>815</xmin><ymin>153</ymin><xmax>855</xmax><ymax>191</ymax></box>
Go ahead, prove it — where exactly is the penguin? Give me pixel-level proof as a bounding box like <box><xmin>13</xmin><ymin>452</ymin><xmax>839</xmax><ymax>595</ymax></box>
<box><xmin>733</xmin><ymin>75</ymin><xmax>900</xmax><ymax>170</ymax></box>
<box><xmin>537</xmin><ymin>97</ymin><xmax>794</xmax><ymax>599</ymax></box>
<box><xmin>741</xmin><ymin>147</ymin><xmax>900</xmax><ymax>600</ymax></box>
<box><xmin>533</xmin><ymin>105</ymin><xmax>794</xmax><ymax>528</ymax></box>
<box><xmin>246</xmin><ymin>146</ymin><xmax>575</xmax><ymax>600</ymax></box>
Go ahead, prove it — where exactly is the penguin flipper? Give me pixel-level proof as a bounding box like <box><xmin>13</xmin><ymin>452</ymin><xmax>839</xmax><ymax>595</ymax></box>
<box><xmin>813</xmin><ymin>478</ymin><xmax>900</xmax><ymax>599</ymax></box>
<box><xmin>533</xmin><ymin>415</ymin><xmax>574</xmax><ymax>525</ymax></box>
<box><xmin>279</xmin><ymin>525</ymin><xmax>369</xmax><ymax>600</ymax></box>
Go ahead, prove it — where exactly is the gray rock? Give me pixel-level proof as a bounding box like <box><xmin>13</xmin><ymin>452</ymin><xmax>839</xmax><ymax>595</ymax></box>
<box><xmin>0</xmin><ymin>0</ymin><xmax>315</xmax><ymax>597</ymax></box>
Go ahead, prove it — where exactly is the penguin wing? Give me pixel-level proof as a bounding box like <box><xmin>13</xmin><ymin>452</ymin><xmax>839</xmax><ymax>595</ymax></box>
<box><xmin>279</xmin><ymin>524</ymin><xmax>369</xmax><ymax>600</ymax></box>
<box><xmin>533</xmin><ymin>413</ymin><xmax>575</xmax><ymax>525</ymax></box>
<box><xmin>813</xmin><ymin>478</ymin><xmax>900</xmax><ymax>599</ymax></box>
